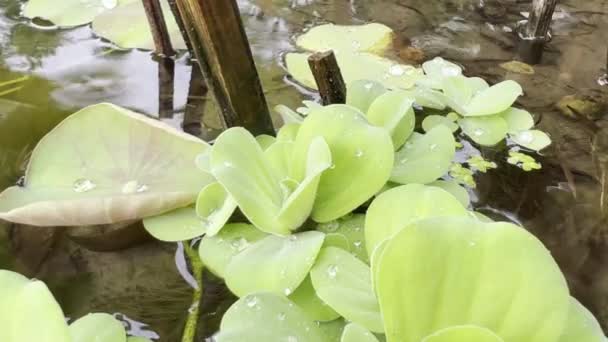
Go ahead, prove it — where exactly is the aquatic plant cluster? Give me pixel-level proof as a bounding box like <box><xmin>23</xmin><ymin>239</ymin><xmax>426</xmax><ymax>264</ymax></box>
<box><xmin>0</xmin><ymin>1</ymin><xmax>605</xmax><ymax>340</ymax></box>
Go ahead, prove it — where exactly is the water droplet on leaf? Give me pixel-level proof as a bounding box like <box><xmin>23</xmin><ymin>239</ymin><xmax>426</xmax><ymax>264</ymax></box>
<box><xmin>73</xmin><ymin>178</ymin><xmax>96</xmax><ymax>193</ymax></box>
<box><xmin>326</xmin><ymin>264</ymin><xmax>338</xmax><ymax>279</ymax></box>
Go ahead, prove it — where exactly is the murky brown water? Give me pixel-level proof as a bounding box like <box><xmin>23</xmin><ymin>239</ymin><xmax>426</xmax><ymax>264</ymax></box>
<box><xmin>1</xmin><ymin>0</ymin><xmax>608</xmax><ymax>340</ymax></box>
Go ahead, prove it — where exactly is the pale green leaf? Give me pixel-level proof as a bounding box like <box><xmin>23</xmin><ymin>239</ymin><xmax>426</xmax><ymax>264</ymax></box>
<box><xmin>341</xmin><ymin>323</ymin><xmax>380</xmax><ymax>342</ymax></box>
<box><xmin>198</xmin><ymin>223</ymin><xmax>267</xmax><ymax>279</ymax></box>
<box><xmin>126</xmin><ymin>338</ymin><xmax>153</xmax><ymax>342</ymax></box>
<box><xmin>347</xmin><ymin>80</ymin><xmax>387</xmax><ymax>114</ymax></box>
<box><xmin>215</xmin><ymin>293</ymin><xmax>324</xmax><ymax>342</ymax></box>
<box><xmin>195</xmin><ymin>182</ymin><xmax>237</xmax><ymax>237</ymax></box>
<box><xmin>0</xmin><ymin>103</ymin><xmax>213</xmax><ymax>226</ymax></box>
<box><xmin>500</xmin><ymin>108</ymin><xmax>534</xmax><ymax>133</ymax></box>
<box><xmin>317</xmin><ymin>214</ymin><xmax>368</xmax><ymax>263</ymax></box>
<box><xmin>365</xmin><ymin>184</ymin><xmax>467</xmax><ymax>257</ymax></box>
<box><xmin>293</xmin><ymin>105</ymin><xmax>394</xmax><ymax>222</ymax></box>
<box><xmin>421</xmin><ymin>325</ymin><xmax>504</xmax><ymax>342</ymax></box>
<box><xmin>459</xmin><ymin>116</ymin><xmax>508</xmax><ymax>146</ymax></box>
<box><xmin>310</xmin><ymin>247</ymin><xmax>384</xmax><ymax>333</ymax></box>
<box><xmin>429</xmin><ymin>180</ymin><xmax>470</xmax><ymax>207</ymax></box>
<box><xmin>256</xmin><ymin>135</ymin><xmax>277</xmax><ymax>150</ymax></box>
<box><xmin>296</xmin><ymin>23</ymin><xmax>394</xmax><ymax>54</ymax></box>
<box><xmin>366</xmin><ymin>91</ymin><xmax>415</xmax><ymax>150</ymax></box>
<box><xmin>376</xmin><ymin>217</ymin><xmax>570</xmax><ymax>342</ymax></box>
<box><xmin>558</xmin><ymin>298</ymin><xmax>606</xmax><ymax>342</ymax></box>
<box><xmin>419</xmin><ymin>57</ymin><xmax>463</xmax><ymax>89</ymax></box>
<box><xmin>69</xmin><ymin>313</ymin><xmax>126</xmax><ymax>342</ymax></box>
<box><xmin>289</xmin><ymin>276</ymin><xmax>340</xmax><ymax>322</ymax></box>
<box><xmin>390</xmin><ymin>126</ymin><xmax>456</xmax><ymax>185</ymax></box>
<box><xmin>510</xmin><ymin>130</ymin><xmax>551</xmax><ymax>151</ymax></box>
<box><xmin>92</xmin><ymin>1</ymin><xmax>187</xmax><ymax>50</ymax></box>
<box><xmin>463</xmin><ymin>80</ymin><xmax>523</xmax><ymax>117</ymax></box>
<box><xmin>276</xmin><ymin>123</ymin><xmax>301</xmax><ymax>142</ymax></box>
<box><xmin>422</xmin><ymin>115</ymin><xmax>459</xmax><ymax>133</ymax></box>
<box><xmin>143</xmin><ymin>206</ymin><xmax>205</xmax><ymax>242</ymax></box>
<box><xmin>225</xmin><ymin>231</ymin><xmax>325</xmax><ymax>297</ymax></box>
<box><xmin>24</xmin><ymin>0</ymin><xmax>137</xmax><ymax>27</ymax></box>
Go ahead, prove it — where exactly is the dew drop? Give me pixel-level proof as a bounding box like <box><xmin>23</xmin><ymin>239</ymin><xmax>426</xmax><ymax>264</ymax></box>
<box><xmin>353</xmin><ymin>240</ymin><xmax>362</xmax><ymax>248</ymax></box>
<box><xmin>364</xmin><ymin>82</ymin><xmax>374</xmax><ymax>90</ymax></box>
<box><xmin>323</xmin><ymin>221</ymin><xmax>339</xmax><ymax>232</ymax></box>
<box><xmin>429</xmin><ymin>143</ymin><xmax>438</xmax><ymax>151</ymax></box>
<box><xmin>231</xmin><ymin>237</ymin><xmax>249</xmax><ymax>252</ymax></box>
<box><xmin>354</xmin><ymin>149</ymin><xmax>364</xmax><ymax>158</ymax></box>
<box><xmin>73</xmin><ymin>178</ymin><xmax>96</xmax><ymax>193</ymax></box>
<box><xmin>517</xmin><ymin>131</ymin><xmax>534</xmax><ymax>144</ymax></box>
<box><xmin>224</xmin><ymin>161</ymin><xmax>234</xmax><ymax>168</ymax></box>
<box><xmin>278</xmin><ymin>312</ymin><xmax>286</xmax><ymax>321</ymax></box>
<box><xmin>287</xmin><ymin>336</ymin><xmax>298</xmax><ymax>342</ymax></box>
<box><xmin>351</xmin><ymin>41</ymin><xmax>361</xmax><ymax>49</ymax></box>
<box><xmin>400</xmin><ymin>158</ymin><xmax>409</xmax><ymax>164</ymax></box>
<box><xmin>326</xmin><ymin>264</ymin><xmax>338</xmax><ymax>279</ymax></box>
<box><xmin>284</xmin><ymin>288</ymin><xmax>292</xmax><ymax>296</ymax></box>
<box><xmin>469</xmin><ymin>241</ymin><xmax>477</xmax><ymax>247</ymax></box>
<box><xmin>329</xmin><ymin>164</ymin><xmax>337</xmax><ymax>170</ymax></box>
<box><xmin>473</xmin><ymin>128</ymin><xmax>485</xmax><ymax>136</ymax></box>
<box><xmin>245</xmin><ymin>296</ymin><xmax>258</xmax><ymax>308</ymax></box>
<box><xmin>288</xmin><ymin>235</ymin><xmax>298</xmax><ymax>242</ymax></box>
<box><xmin>121</xmin><ymin>180</ymin><xmax>147</xmax><ymax>194</ymax></box>
<box><xmin>389</xmin><ymin>65</ymin><xmax>405</xmax><ymax>76</ymax></box>
<box><xmin>101</xmin><ymin>0</ymin><xmax>117</xmax><ymax>9</ymax></box>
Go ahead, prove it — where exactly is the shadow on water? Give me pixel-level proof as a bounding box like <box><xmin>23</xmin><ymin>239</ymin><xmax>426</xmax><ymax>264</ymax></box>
<box><xmin>1</xmin><ymin>0</ymin><xmax>608</xmax><ymax>339</ymax></box>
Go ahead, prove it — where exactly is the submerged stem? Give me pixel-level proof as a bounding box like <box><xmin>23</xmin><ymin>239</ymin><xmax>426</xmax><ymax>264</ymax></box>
<box><xmin>181</xmin><ymin>242</ymin><xmax>204</xmax><ymax>342</ymax></box>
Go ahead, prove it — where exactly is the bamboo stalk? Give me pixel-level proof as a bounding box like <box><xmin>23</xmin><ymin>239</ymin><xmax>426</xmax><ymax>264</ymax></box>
<box><xmin>308</xmin><ymin>50</ymin><xmax>347</xmax><ymax>105</ymax></box>
<box><xmin>173</xmin><ymin>0</ymin><xmax>275</xmax><ymax>136</ymax></box>
<box><xmin>167</xmin><ymin>0</ymin><xmax>194</xmax><ymax>54</ymax></box>
<box><xmin>142</xmin><ymin>0</ymin><xmax>175</xmax><ymax>57</ymax></box>
<box><xmin>517</xmin><ymin>0</ymin><xmax>558</xmax><ymax>64</ymax></box>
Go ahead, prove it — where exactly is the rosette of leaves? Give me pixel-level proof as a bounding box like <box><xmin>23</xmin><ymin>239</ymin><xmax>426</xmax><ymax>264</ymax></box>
<box><xmin>0</xmin><ymin>269</ymin><xmax>151</xmax><ymax>342</ymax></box>
<box><xmin>211</xmin><ymin>185</ymin><xmax>606</xmax><ymax>342</ymax></box>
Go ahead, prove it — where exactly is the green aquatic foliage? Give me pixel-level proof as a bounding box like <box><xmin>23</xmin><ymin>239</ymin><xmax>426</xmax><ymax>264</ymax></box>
<box><xmin>296</xmin><ymin>23</ymin><xmax>394</xmax><ymax>55</ymax></box>
<box><xmin>341</xmin><ymin>323</ymin><xmax>380</xmax><ymax>342</ymax></box>
<box><xmin>0</xmin><ymin>103</ymin><xmax>213</xmax><ymax>226</ymax></box>
<box><xmin>466</xmin><ymin>155</ymin><xmax>497</xmax><ymax>173</ymax></box>
<box><xmin>23</xmin><ymin>0</ymin><xmax>136</xmax><ymax>27</ymax></box>
<box><xmin>507</xmin><ymin>151</ymin><xmax>542</xmax><ymax>171</ymax></box>
<box><xmin>449</xmin><ymin>163</ymin><xmax>476</xmax><ymax>188</ymax></box>
<box><xmin>0</xmin><ymin>270</ymin><xmax>152</xmax><ymax>342</ymax></box>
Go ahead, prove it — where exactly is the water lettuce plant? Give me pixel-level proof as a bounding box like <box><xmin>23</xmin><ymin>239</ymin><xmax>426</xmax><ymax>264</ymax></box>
<box><xmin>0</xmin><ymin>269</ymin><xmax>151</xmax><ymax>342</ymax></box>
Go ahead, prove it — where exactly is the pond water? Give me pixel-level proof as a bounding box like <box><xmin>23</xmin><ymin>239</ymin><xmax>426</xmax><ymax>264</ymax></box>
<box><xmin>1</xmin><ymin>0</ymin><xmax>608</xmax><ymax>340</ymax></box>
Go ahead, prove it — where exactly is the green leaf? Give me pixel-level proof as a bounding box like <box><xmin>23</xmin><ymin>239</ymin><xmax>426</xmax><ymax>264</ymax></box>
<box><xmin>375</xmin><ymin>217</ymin><xmax>571</xmax><ymax>342</ymax></box>
<box><xmin>296</xmin><ymin>23</ymin><xmax>394</xmax><ymax>54</ymax></box>
<box><xmin>366</xmin><ymin>91</ymin><xmax>415</xmax><ymax>150</ymax></box>
<box><xmin>419</xmin><ymin>57</ymin><xmax>463</xmax><ymax>89</ymax></box>
<box><xmin>429</xmin><ymin>180</ymin><xmax>470</xmax><ymax>207</ymax></box>
<box><xmin>92</xmin><ymin>1</ymin><xmax>187</xmax><ymax>50</ymax></box>
<box><xmin>463</xmin><ymin>80</ymin><xmax>523</xmax><ymax>117</ymax></box>
<box><xmin>442</xmin><ymin>76</ymin><xmax>473</xmax><ymax>108</ymax></box>
<box><xmin>347</xmin><ymin>80</ymin><xmax>387</xmax><ymax>114</ymax></box>
<box><xmin>421</xmin><ymin>326</ymin><xmax>504</xmax><ymax>342</ymax></box>
<box><xmin>143</xmin><ymin>206</ymin><xmax>205</xmax><ymax>242</ymax></box>
<box><xmin>310</xmin><ymin>247</ymin><xmax>383</xmax><ymax>333</ymax></box>
<box><xmin>289</xmin><ymin>276</ymin><xmax>340</xmax><ymax>322</ymax></box>
<box><xmin>256</xmin><ymin>135</ymin><xmax>277</xmax><ymax>150</ymax></box>
<box><xmin>500</xmin><ymin>108</ymin><xmax>534</xmax><ymax>133</ymax></box>
<box><xmin>459</xmin><ymin>116</ymin><xmax>508</xmax><ymax>146</ymax></box>
<box><xmin>210</xmin><ymin>127</ymin><xmax>331</xmax><ymax>235</ymax></box>
<box><xmin>23</xmin><ymin>0</ymin><xmax>136</xmax><ymax>27</ymax></box>
<box><xmin>365</xmin><ymin>184</ymin><xmax>467</xmax><ymax>257</ymax></box>
<box><xmin>317</xmin><ymin>214</ymin><xmax>368</xmax><ymax>263</ymax></box>
<box><xmin>276</xmin><ymin>123</ymin><xmax>301</xmax><ymax>142</ymax></box>
<box><xmin>341</xmin><ymin>323</ymin><xmax>381</xmax><ymax>342</ymax></box>
<box><xmin>69</xmin><ymin>313</ymin><xmax>126</xmax><ymax>342</ymax></box>
<box><xmin>510</xmin><ymin>130</ymin><xmax>551</xmax><ymax>151</ymax></box>
<box><xmin>275</xmin><ymin>105</ymin><xmax>304</xmax><ymax>125</ymax></box>
<box><xmin>390</xmin><ymin>126</ymin><xmax>456</xmax><ymax>185</ymax></box>
<box><xmin>198</xmin><ymin>223</ymin><xmax>267</xmax><ymax>278</ymax></box>
<box><xmin>422</xmin><ymin>115</ymin><xmax>459</xmax><ymax>133</ymax></box>
<box><xmin>558</xmin><ymin>298</ymin><xmax>606</xmax><ymax>341</ymax></box>
<box><xmin>0</xmin><ymin>103</ymin><xmax>213</xmax><ymax>226</ymax></box>
<box><xmin>293</xmin><ymin>105</ymin><xmax>394</xmax><ymax>222</ymax></box>
<box><xmin>285</xmin><ymin>53</ymin><xmax>424</xmax><ymax>90</ymax></box>
<box><xmin>319</xmin><ymin>319</ymin><xmax>349</xmax><ymax>341</ymax></box>
<box><xmin>215</xmin><ymin>293</ymin><xmax>324</xmax><ymax>342</ymax></box>
<box><xmin>225</xmin><ymin>231</ymin><xmax>325</xmax><ymax>297</ymax></box>
<box><xmin>195</xmin><ymin>182</ymin><xmax>238</xmax><ymax>237</ymax></box>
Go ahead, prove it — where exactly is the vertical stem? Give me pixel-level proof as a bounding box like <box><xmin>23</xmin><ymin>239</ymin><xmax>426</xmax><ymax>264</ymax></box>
<box><xmin>174</xmin><ymin>0</ymin><xmax>275</xmax><ymax>136</ymax></box>
<box><xmin>181</xmin><ymin>242</ymin><xmax>204</xmax><ymax>342</ymax></box>
<box><xmin>517</xmin><ymin>0</ymin><xmax>558</xmax><ymax>64</ymax></box>
<box><xmin>167</xmin><ymin>0</ymin><xmax>194</xmax><ymax>54</ymax></box>
<box><xmin>142</xmin><ymin>0</ymin><xmax>175</xmax><ymax>57</ymax></box>
<box><xmin>307</xmin><ymin>50</ymin><xmax>347</xmax><ymax>105</ymax></box>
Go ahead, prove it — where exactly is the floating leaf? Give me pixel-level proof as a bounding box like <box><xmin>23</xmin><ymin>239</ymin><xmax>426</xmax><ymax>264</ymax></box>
<box><xmin>507</xmin><ymin>151</ymin><xmax>542</xmax><ymax>171</ymax></box>
<box><xmin>429</xmin><ymin>180</ymin><xmax>470</xmax><ymax>207</ymax></box>
<box><xmin>375</xmin><ymin>217</ymin><xmax>571</xmax><ymax>342</ymax></box>
<box><xmin>143</xmin><ymin>206</ymin><xmax>205</xmax><ymax>242</ymax></box>
<box><xmin>466</xmin><ymin>156</ymin><xmax>497</xmax><ymax>173</ymax></box>
<box><xmin>422</xmin><ymin>115</ymin><xmax>459</xmax><ymax>133</ymax></box>
<box><xmin>407</xmin><ymin>87</ymin><xmax>447</xmax><ymax>109</ymax></box>
<box><xmin>391</xmin><ymin>126</ymin><xmax>455</xmax><ymax>185</ymax></box>
<box><xmin>198</xmin><ymin>223</ymin><xmax>267</xmax><ymax>278</ymax></box>
<box><xmin>195</xmin><ymin>182</ymin><xmax>238</xmax><ymax>237</ymax></box>
<box><xmin>500</xmin><ymin>108</ymin><xmax>534</xmax><ymax>133</ymax></box>
<box><xmin>459</xmin><ymin>116</ymin><xmax>508</xmax><ymax>146</ymax></box>
<box><xmin>418</xmin><ymin>57</ymin><xmax>463</xmax><ymax>89</ymax></box>
<box><xmin>92</xmin><ymin>1</ymin><xmax>187</xmax><ymax>50</ymax></box>
<box><xmin>317</xmin><ymin>214</ymin><xmax>368</xmax><ymax>263</ymax></box>
<box><xmin>289</xmin><ymin>276</ymin><xmax>340</xmax><ymax>322</ymax></box>
<box><xmin>0</xmin><ymin>103</ymin><xmax>213</xmax><ymax>226</ymax></box>
<box><xmin>421</xmin><ymin>325</ymin><xmax>504</xmax><ymax>342</ymax></box>
<box><xmin>225</xmin><ymin>231</ymin><xmax>325</xmax><ymax>297</ymax></box>
<box><xmin>366</xmin><ymin>91</ymin><xmax>415</xmax><ymax>150</ymax></box>
<box><xmin>558</xmin><ymin>298</ymin><xmax>606</xmax><ymax>341</ymax></box>
<box><xmin>310</xmin><ymin>247</ymin><xmax>384</xmax><ymax>333</ymax></box>
<box><xmin>365</xmin><ymin>184</ymin><xmax>467</xmax><ymax>256</ymax></box>
<box><xmin>510</xmin><ymin>130</ymin><xmax>551</xmax><ymax>151</ymax></box>
<box><xmin>341</xmin><ymin>323</ymin><xmax>380</xmax><ymax>342</ymax></box>
<box><xmin>215</xmin><ymin>293</ymin><xmax>324</xmax><ymax>342</ymax></box>
<box><xmin>296</xmin><ymin>23</ymin><xmax>394</xmax><ymax>54</ymax></box>
<box><xmin>462</xmin><ymin>80</ymin><xmax>523</xmax><ymax>117</ymax></box>
<box><xmin>500</xmin><ymin>61</ymin><xmax>535</xmax><ymax>75</ymax></box>
<box><xmin>347</xmin><ymin>80</ymin><xmax>387</xmax><ymax>114</ymax></box>
<box><xmin>210</xmin><ymin>127</ymin><xmax>331</xmax><ymax>235</ymax></box>
<box><xmin>23</xmin><ymin>0</ymin><xmax>136</xmax><ymax>27</ymax></box>
<box><xmin>69</xmin><ymin>313</ymin><xmax>126</xmax><ymax>342</ymax></box>
<box><xmin>292</xmin><ymin>105</ymin><xmax>394</xmax><ymax>222</ymax></box>
<box><xmin>449</xmin><ymin>163</ymin><xmax>476</xmax><ymax>188</ymax></box>
<box><xmin>286</xmin><ymin>52</ymin><xmax>424</xmax><ymax>91</ymax></box>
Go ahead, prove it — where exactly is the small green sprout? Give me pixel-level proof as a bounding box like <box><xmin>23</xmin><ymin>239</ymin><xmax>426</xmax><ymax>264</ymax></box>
<box><xmin>466</xmin><ymin>155</ymin><xmax>497</xmax><ymax>173</ymax></box>
<box><xmin>507</xmin><ymin>151</ymin><xmax>542</xmax><ymax>171</ymax></box>
<box><xmin>449</xmin><ymin>163</ymin><xmax>476</xmax><ymax>188</ymax></box>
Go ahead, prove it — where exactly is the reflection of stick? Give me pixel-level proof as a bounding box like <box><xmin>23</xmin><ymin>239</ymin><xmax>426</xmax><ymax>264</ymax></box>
<box><xmin>158</xmin><ymin>58</ymin><xmax>175</xmax><ymax>118</ymax></box>
<box><xmin>142</xmin><ymin>0</ymin><xmax>175</xmax><ymax>57</ymax></box>
<box><xmin>183</xmin><ymin>65</ymin><xmax>208</xmax><ymax>137</ymax></box>
<box><xmin>173</xmin><ymin>0</ymin><xmax>275</xmax><ymax>136</ymax></box>
<box><xmin>308</xmin><ymin>51</ymin><xmax>347</xmax><ymax>105</ymax></box>
<box><xmin>517</xmin><ymin>0</ymin><xmax>558</xmax><ymax>64</ymax></box>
